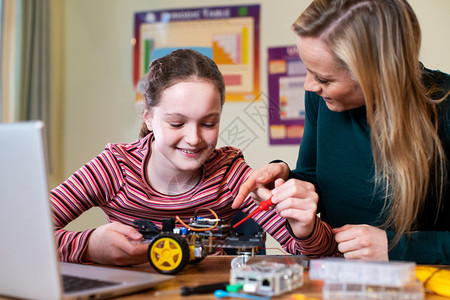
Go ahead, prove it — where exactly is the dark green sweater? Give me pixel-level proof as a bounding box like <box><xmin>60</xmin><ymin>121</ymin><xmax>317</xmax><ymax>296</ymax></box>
<box><xmin>290</xmin><ymin>67</ymin><xmax>450</xmax><ymax>264</ymax></box>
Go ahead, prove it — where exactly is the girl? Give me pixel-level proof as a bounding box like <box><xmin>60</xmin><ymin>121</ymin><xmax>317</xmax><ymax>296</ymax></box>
<box><xmin>51</xmin><ymin>49</ymin><xmax>338</xmax><ymax>266</ymax></box>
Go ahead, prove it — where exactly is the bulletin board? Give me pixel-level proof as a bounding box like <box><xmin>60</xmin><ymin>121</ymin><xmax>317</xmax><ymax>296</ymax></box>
<box><xmin>133</xmin><ymin>5</ymin><xmax>260</xmax><ymax>102</ymax></box>
<box><xmin>267</xmin><ymin>45</ymin><xmax>306</xmax><ymax>145</ymax></box>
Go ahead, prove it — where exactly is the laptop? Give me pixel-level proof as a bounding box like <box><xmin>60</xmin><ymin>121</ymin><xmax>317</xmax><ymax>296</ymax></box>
<box><xmin>0</xmin><ymin>121</ymin><xmax>171</xmax><ymax>300</ymax></box>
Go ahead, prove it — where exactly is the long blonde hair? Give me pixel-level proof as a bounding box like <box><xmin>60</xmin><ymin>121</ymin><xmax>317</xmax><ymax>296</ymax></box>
<box><xmin>292</xmin><ymin>0</ymin><xmax>447</xmax><ymax>245</ymax></box>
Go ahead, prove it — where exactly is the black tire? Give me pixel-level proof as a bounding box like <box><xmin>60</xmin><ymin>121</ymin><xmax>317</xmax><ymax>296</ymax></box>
<box><xmin>147</xmin><ymin>233</ymin><xmax>190</xmax><ymax>274</ymax></box>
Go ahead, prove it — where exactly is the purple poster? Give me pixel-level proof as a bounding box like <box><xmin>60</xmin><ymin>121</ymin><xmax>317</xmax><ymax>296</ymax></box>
<box><xmin>267</xmin><ymin>46</ymin><xmax>307</xmax><ymax>145</ymax></box>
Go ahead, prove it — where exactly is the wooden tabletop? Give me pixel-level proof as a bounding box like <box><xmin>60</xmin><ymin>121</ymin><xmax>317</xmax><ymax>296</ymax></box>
<box><xmin>119</xmin><ymin>255</ymin><xmax>449</xmax><ymax>300</ymax></box>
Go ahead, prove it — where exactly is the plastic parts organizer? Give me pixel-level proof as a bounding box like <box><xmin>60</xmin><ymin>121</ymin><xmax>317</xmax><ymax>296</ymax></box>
<box><xmin>309</xmin><ymin>258</ymin><xmax>424</xmax><ymax>300</ymax></box>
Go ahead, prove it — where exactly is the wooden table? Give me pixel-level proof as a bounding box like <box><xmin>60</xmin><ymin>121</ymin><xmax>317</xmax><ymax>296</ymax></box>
<box><xmin>119</xmin><ymin>255</ymin><xmax>449</xmax><ymax>300</ymax></box>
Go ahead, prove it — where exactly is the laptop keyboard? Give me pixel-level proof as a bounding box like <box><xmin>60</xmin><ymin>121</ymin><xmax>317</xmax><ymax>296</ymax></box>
<box><xmin>63</xmin><ymin>274</ymin><xmax>119</xmax><ymax>292</ymax></box>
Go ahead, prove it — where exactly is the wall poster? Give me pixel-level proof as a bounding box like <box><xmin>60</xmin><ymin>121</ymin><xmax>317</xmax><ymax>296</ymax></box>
<box><xmin>267</xmin><ymin>45</ymin><xmax>307</xmax><ymax>145</ymax></box>
<box><xmin>133</xmin><ymin>5</ymin><xmax>260</xmax><ymax>102</ymax></box>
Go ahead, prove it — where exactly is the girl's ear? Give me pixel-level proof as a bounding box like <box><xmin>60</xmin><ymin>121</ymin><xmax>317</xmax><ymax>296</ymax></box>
<box><xmin>143</xmin><ymin>109</ymin><xmax>153</xmax><ymax>131</ymax></box>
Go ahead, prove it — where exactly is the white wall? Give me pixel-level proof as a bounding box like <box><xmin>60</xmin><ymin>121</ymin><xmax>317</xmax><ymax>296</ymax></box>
<box><xmin>63</xmin><ymin>0</ymin><xmax>450</xmax><ymax>253</ymax></box>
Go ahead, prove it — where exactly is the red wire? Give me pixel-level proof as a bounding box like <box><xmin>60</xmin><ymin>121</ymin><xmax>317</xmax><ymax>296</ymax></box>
<box><xmin>259</xmin><ymin>247</ymin><xmax>291</xmax><ymax>264</ymax></box>
<box><xmin>233</xmin><ymin>196</ymin><xmax>274</xmax><ymax>229</ymax></box>
<box><xmin>232</xmin><ymin>208</ymin><xmax>261</xmax><ymax>228</ymax></box>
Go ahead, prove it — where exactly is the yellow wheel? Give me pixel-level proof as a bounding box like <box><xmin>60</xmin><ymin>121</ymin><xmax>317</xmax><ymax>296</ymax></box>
<box><xmin>148</xmin><ymin>233</ymin><xmax>189</xmax><ymax>274</ymax></box>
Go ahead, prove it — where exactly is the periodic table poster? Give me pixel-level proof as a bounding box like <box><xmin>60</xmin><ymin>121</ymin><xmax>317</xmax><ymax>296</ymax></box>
<box><xmin>267</xmin><ymin>45</ymin><xmax>307</xmax><ymax>145</ymax></box>
<box><xmin>133</xmin><ymin>5</ymin><xmax>260</xmax><ymax>102</ymax></box>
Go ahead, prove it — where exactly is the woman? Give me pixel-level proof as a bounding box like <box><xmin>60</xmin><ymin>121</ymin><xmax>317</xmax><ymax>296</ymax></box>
<box><xmin>233</xmin><ymin>0</ymin><xmax>450</xmax><ymax>264</ymax></box>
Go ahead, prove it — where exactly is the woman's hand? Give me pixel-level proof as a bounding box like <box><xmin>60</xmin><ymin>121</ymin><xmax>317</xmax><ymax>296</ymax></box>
<box><xmin>232</xmin><ymin>163</ymin><xmax>290</xmax><ymax>209</ymax></box>
<box><xmin>271</xmin><ymin>178</ymin><xmax>319</xmax><ymax>238</ymax></box>
<box><xmin>333</xmin><ymin>224</ymin><xmax>388</xmax><ymax>261</ymax></box>
<box><xmin>83</xmin><ymin>222</ymin><xmax>149</xmax><ymax>266</ymax></box>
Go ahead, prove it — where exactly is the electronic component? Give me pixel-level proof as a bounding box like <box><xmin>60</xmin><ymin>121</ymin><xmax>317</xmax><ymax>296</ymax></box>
<box><xmin>230</xmin><ymin>261</ymin><xmax>304</xmax><ymax>296</ymax></box>
<box><xmin>309</xmin><ymin>258</ymin><xmax>424</xmax><ymax>300</ymax></box>
<box><xmin>136</xmin><ymin>214</ymin><xmax>265</xmax><ymax>274</ymax></box>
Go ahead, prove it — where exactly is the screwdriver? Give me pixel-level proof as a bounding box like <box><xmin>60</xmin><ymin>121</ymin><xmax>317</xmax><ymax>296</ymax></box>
<box><xmin>180</xmin><ymin>281</ymin><xmax>229</xmax><ymax>296</ymax></box>
<box><xmin>154</xmin><ymin>282</ymin><xmax>229</xmax><ymax>297</ymax></box>
<box><xmin>233</xmin><ymin>196</ymin><xmax>274</xmax><ymax>228</ymax></box>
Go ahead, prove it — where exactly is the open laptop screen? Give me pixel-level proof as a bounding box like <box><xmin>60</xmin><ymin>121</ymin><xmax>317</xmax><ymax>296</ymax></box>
<box><xmin>0</xmin><ymin>121</ymin><xmax>170</xmax><ymax>300</ymax></box>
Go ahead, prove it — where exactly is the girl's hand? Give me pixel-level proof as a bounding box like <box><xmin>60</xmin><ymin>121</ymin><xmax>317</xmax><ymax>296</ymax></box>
<box><xmin>333</xmin><ymin>224</ymin><xmax>388</xmax><ymax>261</ymax></box>
<box><xmin>83</xmin><ymin>222</ymin><xmax>149</xmax><ymax>266</ymax></box>
<box><xmin>271</xmin><ymin>178</ymin><xmax>319</xmax><ymax>238</ymax></box>
<box><xmin>232</xmin><ymin>163</ymin><xmax>290</xmax><ymax>209</ymax></box>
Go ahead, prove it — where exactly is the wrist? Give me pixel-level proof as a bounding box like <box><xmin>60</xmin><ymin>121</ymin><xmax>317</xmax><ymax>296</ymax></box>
<box><xmin>80</xmin><ymin>230</ymin><xmax>96</xmax><ymax>263</ymax></box>
<box><xmin>286</xmin><ymin>215</ymin><xmax>317</xmax><ymax>240</ymax></box>
<box><xmin>81</xmin><ymin>248</ymin><xmax>92</xmax><ymax>263</ymax></box>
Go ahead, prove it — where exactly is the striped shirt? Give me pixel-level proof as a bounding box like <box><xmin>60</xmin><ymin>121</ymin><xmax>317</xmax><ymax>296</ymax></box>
<box><xmin>51</xmin><ymin>133</ymin><xmax>338</xmax><ymax>263</ymax></box>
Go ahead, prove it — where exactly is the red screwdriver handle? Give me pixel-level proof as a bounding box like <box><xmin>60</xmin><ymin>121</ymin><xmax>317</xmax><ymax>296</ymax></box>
<box><xmin>232</xmin><ymin>196</ymin><xmax>273</xmax><ymax>228</ymax></box>
<box><xmin>258</xmin><ymin>196</ymin><xmax>274</xmax><ymax>211</ymax></box>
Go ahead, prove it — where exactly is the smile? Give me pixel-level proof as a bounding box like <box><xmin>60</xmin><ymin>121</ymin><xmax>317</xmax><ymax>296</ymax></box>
<box><xmin>179</xmin><ymin>148</ymin><xmax>201</xmax><ymax>154</ymax></box>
